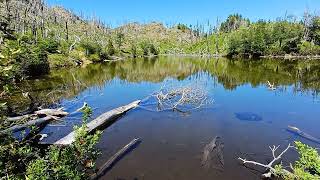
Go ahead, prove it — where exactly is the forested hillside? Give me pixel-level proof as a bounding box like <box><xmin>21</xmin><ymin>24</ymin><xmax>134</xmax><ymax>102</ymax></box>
<box><xmin>1</xmin><ymin>0</ymin><xmax>320</xmax><ymax>88</ymax></box>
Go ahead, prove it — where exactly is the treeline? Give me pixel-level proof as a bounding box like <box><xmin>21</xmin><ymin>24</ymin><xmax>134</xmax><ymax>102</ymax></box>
<box><xmin>221</xmin><ymin>14</ymin><xmax>320</xmax><ymax>57</ymax></box>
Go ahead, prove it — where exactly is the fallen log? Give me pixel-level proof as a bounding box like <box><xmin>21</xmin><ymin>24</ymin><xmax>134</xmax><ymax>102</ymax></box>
<box><xmin>201</xmin><ymin>136</ymin><xmax>219</xmax><ymax>167</ymax></box>
<box><xmin>35</xmin><ymin>108</ymin><xmax>68</xmax><ymax>117</ymax></box>
<box><xmin>0</xmin><ymin>116</ymin><xmax>57</xmax><ymax>135</ymax></box>
<box><xmin>287</xmin><ymin>125</ymin><xmax>320</xmax><ymax>144</ymax></box>
<box><xmin>53</xmin><ymin>100</ymin><xmax>141</xmax><ymax>145</ymax></box>
<box><xmin>90</xmin><ymin>138</ymin><xmax>141</xmax><ymax>180</ymax></box>
<box><xmin>7</xmin><ymin>114</ymin><xmax>33</xmax><ymax>122</ymax></box>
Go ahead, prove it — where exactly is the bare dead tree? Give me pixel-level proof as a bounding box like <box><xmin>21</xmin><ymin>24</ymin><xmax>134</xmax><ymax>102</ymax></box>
<box><xmin>238</xmin><ymin>144</ymin><xmax>294</xmax><ymax>178</ymax></box>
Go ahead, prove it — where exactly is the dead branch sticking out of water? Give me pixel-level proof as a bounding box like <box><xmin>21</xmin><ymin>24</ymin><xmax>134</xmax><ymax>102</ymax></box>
<box><xmin>266</xmin><ymin>81</ymin><xmax>276</xmax><ymax>90</ymax></box>
<box><xmin>153</xmin><ymin>83</ymin><xmax>212</xmax><ymax>112</ymax></box>
<box><xmin>238</xmin><ymin>144</ymin><xmax>294</xmax><ymax>178</ymax></box>
<box><xmin>90</xmin><ymin>138</ymin><xmax>141</xmax><ymax>180</ymax></box>
<box><xmin>287</xmin><ymin>125</ymin><xmax>320</xmax><ymax>144</ymax></box>
<box><xmin>53</xmin><ymin>100</ymin><xmax>141</xmax><ymax>145</ymax></box>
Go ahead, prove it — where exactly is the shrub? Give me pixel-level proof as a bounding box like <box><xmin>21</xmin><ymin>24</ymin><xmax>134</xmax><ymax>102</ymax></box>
<box><xmin>48</xmin><ymin>54</ymin><xmax>75</xmax><ymax>68</ymax></box>
<box><xmin>140</xmin><ymin>41</ymin><xmax>149</xmax><ymax>56</ymax></box>
<box><xmin>38</xmin><ymin>38</ymin><xmax>60</xmax><ymax>53</ymax></box>
<box><xmin>130</xmin><ymin>43</ymin><xmax>137</xmax><ymax>58</ymax></box>
<box><xmin>88</xmin><ymin>53</ymin><xmax>101</xmax><ymax>62</ymax></box>
<box><xmin>106</xmin><ymin>40</ymin><xmax>115</xmax><ymax>56</ymax></box>
<box><xmin>1</xmin><ymin>105</ymin><xmax>102</xmax><ymax>179</ymax></box>
<box><xmin>298</xmin><ymin>41</ymin><xmax>320</xmax><ymax>56</ymax></box>
<box><xmin>148</xmin><ymin>43</ymin><xmax>159</xmax><ymax>55</ymax></box>
<box><xmin>80</xmin><ymin>41</ymin><xmax>101</xmax><ymax>56</ymax></box>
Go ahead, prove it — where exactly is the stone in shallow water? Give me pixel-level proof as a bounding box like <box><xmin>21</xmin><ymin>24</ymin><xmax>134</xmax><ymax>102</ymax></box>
<box><xmin>235</xmin><ymin>112</ymin><xmax>262</xmax><ymax>121</ymax></box>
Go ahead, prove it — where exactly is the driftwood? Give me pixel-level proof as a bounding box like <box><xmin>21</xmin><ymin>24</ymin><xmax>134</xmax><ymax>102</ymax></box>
<box><xmin>35</xmin><ymin>108</ymin><xmax>68</xmax><ymax>117</ymax></box>
<box><xmin>53</xmin><ymin>100</ymin><xmax>141</xmax><ymax>145</ymax></box>
<box><xmin>90</xmin><ymin>138</ymin><xmax>141</xmax><ymax>180</ymax></box>
<box><xmin>287</xmin><ymin>125</ymin><xmax>320</xmax><ymax>144</ymax></box>
<box><xmin>238</xmin><ymin>144</ymin><xmax>294</xmax><ymax>178</ymax></box>
<box><xmin>0</xmin><ymin>116</ymin><xmax>57</xmax><ymax>135</ymax></box>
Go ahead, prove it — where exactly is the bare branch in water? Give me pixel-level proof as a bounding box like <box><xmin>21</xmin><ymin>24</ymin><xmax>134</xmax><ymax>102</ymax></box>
<box><xmin>238</xmin><ymin>144</ymin><xmax>294</xmax><ymax>178</ymax></box>
<box><xmin>151</xmin><ymin>82</ymin><xmax>213</xmax><ymax>112</ymax></box>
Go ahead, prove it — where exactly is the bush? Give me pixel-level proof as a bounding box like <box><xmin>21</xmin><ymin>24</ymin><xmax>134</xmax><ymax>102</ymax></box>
<box><xmin>38</xmin><ymin>38</ymin><xmax>60</xmax><ymax>53</ymax></box>
<box><xmin>88</xmin><ymin>53</ymin><xmax>101</xmax><ymax>62</ymax></box>
<box><xmin>148</xmin><ymin>43</ymin><xmax>159</xmax><ymax>55</ymax></box>
<box><xmin>80</xmin><ymin>41</ymin><xmax>101</xmax><ymax>56</ymax></box>
<box><xmin>106</xmin><ymin>40</ymin><xmax>115</xmax><ymax>56</ymax></box>
<box><xmin>298</xmin><ymin>41</ymin><xmax>320</xmax><ymax>56</ymax></box>
<box><xmin>130</xmin><ymin>43</ymin><xmax>137</xmax><ymax>58</ymax></box>
<box><xmin>48</xmin><ymin>54</ymin><xmax>75</xmax><ymax>68</ymax></box>
<box><xmin>140</xmin><ymin>41</ymin><xmax>149</xmax><ymax>56</ymax></box>
<box><xmin>0</xmin><ymin>39</ymin><xmax>49</xmax><ymax>82</ymax></box>
<box><xmin>1</xmin><ymin>105</ymin><xmax>102</xmax><ymax>179</ymax></box>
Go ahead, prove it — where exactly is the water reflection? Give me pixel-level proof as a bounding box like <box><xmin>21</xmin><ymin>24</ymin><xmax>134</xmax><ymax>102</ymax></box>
<box><xmin>4</xmin><ymin>56</ymin><xmax>320</xmax><ymax>111</ymax></box>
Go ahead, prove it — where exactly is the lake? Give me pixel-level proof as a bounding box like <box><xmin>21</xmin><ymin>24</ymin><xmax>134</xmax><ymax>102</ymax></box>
<box><xmin>7</xmin><ymin>56</ymin><xmax>320</xmax><ymax>180</ymax></box>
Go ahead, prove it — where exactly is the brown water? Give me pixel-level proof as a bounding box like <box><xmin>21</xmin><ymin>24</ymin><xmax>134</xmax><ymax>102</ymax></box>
<box><xmin>4</xmin><ymin>56</ymin><xmax>320</xmax><ymax>179</ymax></box>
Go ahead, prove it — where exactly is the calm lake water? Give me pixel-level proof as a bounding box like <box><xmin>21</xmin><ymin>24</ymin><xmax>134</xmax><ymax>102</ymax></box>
<box><xmin>7</xmin><ymin>56</ymin><xmax>320</xmax><ymax>179</ymax></box>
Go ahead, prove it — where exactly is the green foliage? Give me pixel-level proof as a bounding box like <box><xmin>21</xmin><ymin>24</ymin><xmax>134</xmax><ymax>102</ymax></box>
<box><xmin>139</xmin><ymin>41</ymin><xmax>159</xmax><ymax>56</ymax></box>
<box><xmin>294</xmin><ymin>141</ymin><xmax>320</xmax><ymax>176</ymax></box>
<box><xmin>48</xmin><ymin>54</ymin><xmax>75</xmax><ymax>68</ymax></box>
<box><xmin>225</xmin><ymin>20</ymin><xmax>305</xmax><ymax>57</ymax></box>
<box><xmin>26</xmin><ymin>125</ymin><xmax>102</xmax><ymax>180</ymax></box>
<box><xmin>80</xmin><ymin>41</ymin><xmax>101</xmax><ymax>57</ymax></box>
<box><xmin>273</xmin><ymin>141</ymin><xmax>320</xmax><ymax>180</ymax></box>
<box><xmin>0</xmin><ymin>104</ymin><xmax>102</xmax><ymax>179</ymax></box>
<box><xmin>220</xmin><ymin>14</ymin><xmax>250</xmax><ymax>32</ymax></box>
<box><xmin>298</xmin><ymin>41</ymin><xmax>320</xmax><ymax>55</ymax></box>
<box><xmin>310</xmin><ymin>17</ymin><xmax>320</xmax><ymax>45</ymax></box>
<box><xmin>106</xmin><ymin>39</ymin><xmax>115</xmax><ymax>56</ymax></box>
<box><xmin>148</xmin><ymin>43</ymin><xmax>159</xmax><ymax>55</ymax></box>
<box><xmin>140</xmin><ymin>41</ymin><xmax>149</xmax><ymax>56</ymax></box>
<box><xmin>115</xmin><ymin>31</ymin><xmax>125</xmax><ymax>50</ymax></box>
<box><xmin>38</xmin><ymin>38</ymin><xmax>60</xmax><ymax>53</ymax></box>
<box><xmin>130</xmin><ymin>43</ymin><xmax>137</xmax><ymax>58</ymax></box>
<box><xmin>0</xmin><ymin>37</ymin><xmax>50</xmax><ymax>84</ymax></box>
<box><xmin>177</xmin><ymin>23</ymin><xmax>190</xmax><ymax>32</ymax></box>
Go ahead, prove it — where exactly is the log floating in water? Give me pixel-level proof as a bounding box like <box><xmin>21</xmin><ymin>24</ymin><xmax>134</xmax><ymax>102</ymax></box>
<box><xmin>35</xmin><ymin>108</ymin><xmax>69</xmax><ymax>117</ymax></box>
<box><xmin>53</xmin><ymin>100</ymin><xmax>141</xmax><ymax>145</ymax></box>
<box><xmin>0</xmin><ymin>116</ymin><xmax>56</xmax><ymax>135</ymax></box>
<box><xmin>287</xmin><ymin>125</ymin><xmax>320</xmax><ymax>144</ymax></box>
<box><xmin>90</xmin><ymin>138</ymin><xmax>141</xmax><ymax>180</ymax></box>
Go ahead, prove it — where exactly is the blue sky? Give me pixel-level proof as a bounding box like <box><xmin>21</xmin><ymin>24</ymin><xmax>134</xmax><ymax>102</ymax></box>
<box><xmin>47</xmin><ymin>0</ymin><xmax>320</xmax><ymax>27</ymax></box>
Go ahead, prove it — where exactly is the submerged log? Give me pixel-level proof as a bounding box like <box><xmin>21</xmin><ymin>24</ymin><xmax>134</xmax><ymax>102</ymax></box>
<box><xmin>0</xmin><ymin>116</ymin><xmax>57</xmax><ymax>135</ymax></box>
<box><xmin>53</xmin><ymin>100</ymin><xmax>141</xmax><ymax>145</ymax></box>
<box><xmin>90</xmin><ymin>138</ymin><xmax>141</xmax><ymax>180</ymax></box>
<box><xmin>201</xmin><ymin>136</ymin><xmax>218</xmax><ymax>166</ymax></box>
<box><xmin>287</xmin><ymin>125</ymin><xmax>320</xmax><ymax>144</ymax></box>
